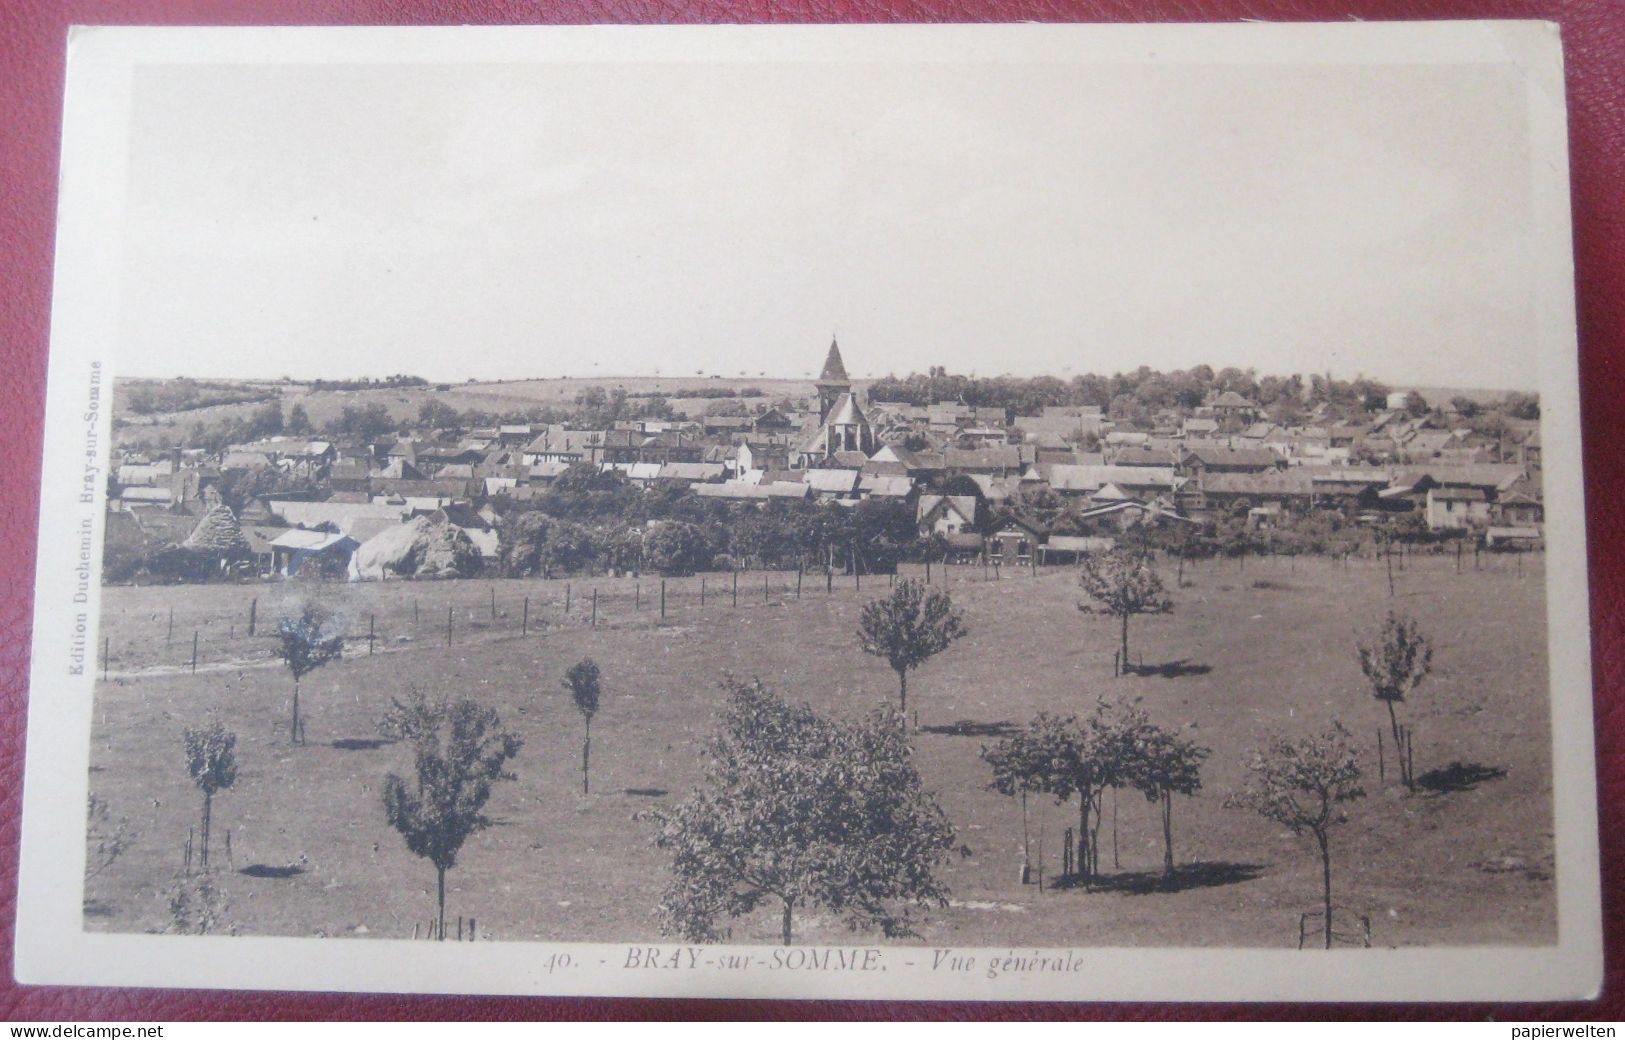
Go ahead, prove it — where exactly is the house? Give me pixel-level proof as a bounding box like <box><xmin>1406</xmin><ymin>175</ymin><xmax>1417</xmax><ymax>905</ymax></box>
<box><xmin>916</xmin><ymin>494</ymin><xmax>978</xmax><ymax>538</ymax></box>
<box><xmin>1424</xmin><ymin>486</ymin><xmax>1491</xmax><ymax>530</ymax></box>
<box><xmin>803</xmin><ymin>468</ymin><xmax>861</xmax><ymax>500</ymax></box>
<box><xmin>1040</xmin><ymin>464</ymin><xmax>1178</xmax><ymax>499</ymax></box>
<box><xmin>656</xmin><ymin>462</ymin><xmax>727</xmax><ymax>484</ymax></box>
<box><xmin>1110</xmin><ymin>446</ymin><xmax>1180</xmax><ymax>469</ymax></box>
<box><xmin>871</xmin><ymin>445</ymin><xmax>947</xmax><ymax>481</ymax></box>
<box><xmin>754</xmin><ymin>408</ymin><xmax>794</xmax><ymax>432</ymax></box>
<box><xmin>943</xmin><ymin>446</ymin><xmax>1023</xmax><ymax>477</ymax></box>
<box><xmin>988</xmin><ymin>514</ymin><xmax>1045</xmax><ymax>564</ymax></box>
<box><xmin>703</xmin><ymin>415</ymin><xmax>755</xmax><ymax>436</ymax></box>
<box><xmin>1209</xmin><ymin>391</ymin><xmax>1260</xmax><ymax>422</ymax></box>
<box><xmin>858</xmin><ymin>474</ymin><xmax>914</xmax><ymax>500</ymax></box>
<box><xmin>112</xmin><ymin>485</ymin><xmax>173</xmax><ymax>511</ymax></box>
<box><xmin>269</xmin><ymin>528</ymin><xmax>359</xmax><ymax>577</ymax></box>
<box><xmin>1188</xmin><ymin>471</ymin><xmax>1315</xmax><ymax>519</ymax></box>
<box><xmin>521</xmin><ymin>428</ymin><xmax>596</xmax><ymax>466</ymax></box>
<box><xmin>1183</xmin><ymin>446</ymin><xmax>1282</xmax><ymax>476</ymax></box>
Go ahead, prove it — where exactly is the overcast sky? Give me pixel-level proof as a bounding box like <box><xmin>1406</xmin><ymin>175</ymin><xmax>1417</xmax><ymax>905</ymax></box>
<box><xmin>117</xmin><ymin>55</ymin><xmax>1536</xmax><ymax>389</ymax></box>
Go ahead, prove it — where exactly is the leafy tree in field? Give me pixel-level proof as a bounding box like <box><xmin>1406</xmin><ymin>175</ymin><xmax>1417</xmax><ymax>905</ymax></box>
<box><xmin>648</xmin><ymin>678</ymin><xmax>961</xmax><ymax>945</ymax></box>
<box><xmin>857</xmin><ymin>579</ymin><xmax>966</xmax><ymax>720</ymax></box>
<box><xmin>1356</xmin><ymin>612</ymin><xmax>1433</xmax><ymax>786</ymax></box>
<box><xmin>182</xmin><ymin>720</ymin><xmax>237</xmax><ymax>872</ymax></box>
<box><xmin>1077</xmin><ymin>547</ymin><xmax>1173</xmax><ymax>672</ymax></box>
<box><xmin>276</xmin><ymin>603</ymin><xmax>344</xmax><ymax>745</ymax></box>
<box><xmin>1226</xmin><ymin>722</ymin><xmax>1366</xmax><ymax>950</ymax></box>
<box><xmin>565</xmin><ymin>658</ymin><xmax>601</xmax><ymax>795</ymax></box>
<box><xmin>1120</xmin><ymin>713</ymin><xmax>1210</xmax><ymax>880</ymax></box>
<box><xmin>381</xmin><ymin>692</ymin><xmax>523</xmax><ymax>941</ymax></box>
<box><xmin>285</xmin><ymin>402</ymin><xmax>312</xmax><ymax>435</ymax></box>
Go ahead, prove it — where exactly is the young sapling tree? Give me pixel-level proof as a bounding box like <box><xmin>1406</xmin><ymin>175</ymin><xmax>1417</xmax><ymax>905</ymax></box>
<box><xmin>1078</xmin><ymin>547</ymin><xmax>1173</xmax><ymax>674</ymax></box>
<box><xmin>182</xmin><ymin>720</ymin><xmax>238</xmax><ymax>872</ymax></box>
<box><xmin>381</xmin><ymin>692</ymin><xmax>523</xmax><ymax>940</ymax></box>
<box><xmin>1356</xmin><ymin>611</ymin><xmax>1433</xmax><ymax>787</ymax></box>
<box><xmin>857</xmin><ymin>578</ymin><xmax>966</xmax><ymax>720</ymax></box>
<box><xmin>1227</xmin><ymin>721</ymin><xmax>1366</xmax><ymax>949</ymax></box>
<box><xmin>276</xmin><ymin>603</ymin><xmax>344</xmax><ymax>745</ymax></box>
<box><xmin>565</xmin><ymin>658</ymin><xmax>601</xmax><ymax>794</ymax></box>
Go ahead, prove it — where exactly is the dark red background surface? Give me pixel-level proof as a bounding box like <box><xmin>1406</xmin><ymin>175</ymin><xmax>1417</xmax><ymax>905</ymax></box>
<box><xmin>2</xmin><ymin>0</ymin><xmax>1620</xmax><ymax>1022</ymax></box>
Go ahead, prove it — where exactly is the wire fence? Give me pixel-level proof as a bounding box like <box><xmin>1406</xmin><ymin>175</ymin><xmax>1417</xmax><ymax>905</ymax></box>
<box><xmin>94</xmin><ymin>545</ymin><xmax>1545</xmax><ymax>679</ymax></box>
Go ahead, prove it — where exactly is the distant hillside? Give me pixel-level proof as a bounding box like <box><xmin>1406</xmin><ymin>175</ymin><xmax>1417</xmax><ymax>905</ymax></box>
<box><xmin>111</xmin><ymin>374</ymin><xmax>838</xmax><ymax>447</ymax></box>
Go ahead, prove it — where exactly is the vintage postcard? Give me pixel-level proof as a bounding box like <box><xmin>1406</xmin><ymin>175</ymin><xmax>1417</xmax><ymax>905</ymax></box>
<box><xmin>15</xmin><ymin>22</ymin><xmax>1600</xmax><ymax>1001</ymax></box>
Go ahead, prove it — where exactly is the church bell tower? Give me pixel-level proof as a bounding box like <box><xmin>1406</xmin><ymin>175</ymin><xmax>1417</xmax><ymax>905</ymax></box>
<box><xmin>815</xmin><ymin>338</ymin><xmax>851</xmax><ymax>425</ymax></box>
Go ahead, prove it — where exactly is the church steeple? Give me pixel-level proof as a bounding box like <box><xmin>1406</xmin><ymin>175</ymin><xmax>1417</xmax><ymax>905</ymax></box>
<box><xmin>815</xmin><ymin>337</ymin><xmax>851</xmax><ymax>424</ymax></box>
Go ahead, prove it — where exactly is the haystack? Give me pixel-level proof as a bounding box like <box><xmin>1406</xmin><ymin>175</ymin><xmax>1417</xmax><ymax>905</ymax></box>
<box><xmin>182</xmin><ymin>504</ymin><xmax>250</xmax><ymax>557</ymax></box>
<box><xmin>351</xmin><ymin>516</ymin><xmax>480</xmax><ymax>580</ymax></box>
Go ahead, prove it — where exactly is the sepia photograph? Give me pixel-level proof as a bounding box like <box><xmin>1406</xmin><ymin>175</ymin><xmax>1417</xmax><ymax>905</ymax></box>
<box><xmin>15</xmin><ymin>21</ymin><xmax>1600</xmax><ymax>1001</ymax></box>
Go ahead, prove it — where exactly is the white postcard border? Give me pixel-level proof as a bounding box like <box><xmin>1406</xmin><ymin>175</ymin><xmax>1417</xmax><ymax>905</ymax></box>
<box><xmin>14</xmin><ymin>21</ymin><xmax>1602</xmax><ymax>1002</ymax></box>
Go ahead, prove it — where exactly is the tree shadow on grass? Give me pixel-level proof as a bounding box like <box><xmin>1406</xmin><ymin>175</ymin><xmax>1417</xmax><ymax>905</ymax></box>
<box><xmin>625</xmin><ymin>787</ymin><xmax>669</xmax><ymax>797</ymax></box>
<box><xmin>240</xmin><ymin>863</ymin><xmax>305</xmax><ymax>879</ymax></box>
<box><xmin>1053</xmin><ymin>860</ymin><xmax>1264</xmax><ymax>895</ymax></box>
<box><xmin>330</xmin><ymin>737</ymin><xmax>391</xmax><ymax>751</ymax></box>
<box><xmin>1124</xmin><ymin>660</ymin><xmax>1212</xmax><ymax>679</ymax></box>
<box><xmin>920</xmin><ymin>720</ymin><xmax>1017</xmax><ymax>738</ymax></box>
<box><xmin>1416</xmin><ymin>761</ymin><xmax>1507</xmax><ymax>795</ymax></box>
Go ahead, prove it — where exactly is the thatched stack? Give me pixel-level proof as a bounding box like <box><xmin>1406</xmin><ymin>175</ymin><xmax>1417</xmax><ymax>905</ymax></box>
<box><xmin>182</xmin><ymin>504</ymin><xmax>250</xmax><ymax>557</ymax></box>
<box><xmin>351</xmin><ymin>516</ymin><xmax>480</xmax><ymax>580</ymax></box>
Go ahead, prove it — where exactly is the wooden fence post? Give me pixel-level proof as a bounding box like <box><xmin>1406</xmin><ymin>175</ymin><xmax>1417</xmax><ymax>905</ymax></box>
<box><xmin>796</xmin><ymin>567</ymin><xmax>802</xmax><ymax>599</ymax></box>
<box><xmin>522</xmin><ymin>597</ymin><xmax>529</xmax><ymax>636</ymax></box>
<box><xmin>368</xmin><ymin>614</ymin><xmax>376</xmax><ymax>656</ymax></box>
<box><xmin>190</xmin><ymin>631</ymin><xmax>198</xmax><ymax>674</ymax></box>
<box><xmin>248</xmin><ymin>598</ymin><xmax>257</xmax><ymax>636</ymax></box>
<box><xmin>167</xmin><ymin>607</ymin><xmax>174</xmax><ymax>645</ymax></box>
<box><xmin>414</xmin><ymin>599</ymin><xmax>419</xmax><ymax>624</ymax></box>
<box><xmin>446</xmin><ymin>606</ymin><xmax>453</xmax><ymax>646</ymax></box>
<box><xmin>732</xmin><ymin>570</ymin><xmax>738</xmax><ymax>607</ymax></box>
<box><xmin>765</xmin><ymin>572</ymin><xmax>770</xmax><ymax>602</ymax></box>
<box><xmin>826</xmin><ymin>568</ymin><xmax>833</xmax><ymax>594</ymax></box>
<box><xmin>636</xmin><ymin>583</ymin><xmax>641</xmax><ymax>611</ymax></box>
<box><xmin>101</xmin><ymin>636</ymin><xmax>109</xmax><ymax>681</ymax></box>
<box><xmin>591</xmin><ymin>589</ymin><xmax>598</xmax><ymax>627</ymax></box>
<box><xmin>701</xmin><ymin>577</ymin><xmax>706</xmax><ymax>606</ymax></box>
<box><xmin>565</xmin><ymin>583</ymin><xmax>571</xmax><ymax>615</ymax></box>
<box><xmin>490</xmin><ymin>586</ymin><xmax>496</xmax><ymax>620</ymax></box>
<box><xmin>660</xmin><ymin>579</ymin><xmax>666</xmax><ymax>619</ymax></box>
<box><xmin>1377</xmin><ymin>727</ymin><xmax>1385</xmax><ymax>782</ymax></box>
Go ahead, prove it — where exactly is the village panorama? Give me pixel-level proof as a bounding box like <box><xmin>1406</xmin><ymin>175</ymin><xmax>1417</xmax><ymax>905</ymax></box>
<box><xmin>86</xmin><ymin>341</ymin><xmax>1553</xmax><ymax>953</ymax></box>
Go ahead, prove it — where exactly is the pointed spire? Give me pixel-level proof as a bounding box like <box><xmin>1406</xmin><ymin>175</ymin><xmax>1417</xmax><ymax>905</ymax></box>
<box><xmin>817</xmin><ymin>337</ymin><xmax>850</xmax><ymax>386</ymax></box>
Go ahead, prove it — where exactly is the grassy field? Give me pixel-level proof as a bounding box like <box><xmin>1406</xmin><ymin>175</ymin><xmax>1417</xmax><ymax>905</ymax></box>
<box><xmin>84</xmin><ymin>551</ymin><xmax>1556</xmax><ymax>949</ymax></box>
<box><xmin>112</xmin><ymin>375</ymin><xmax>837</xmax><ymax>447</ymax></box>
